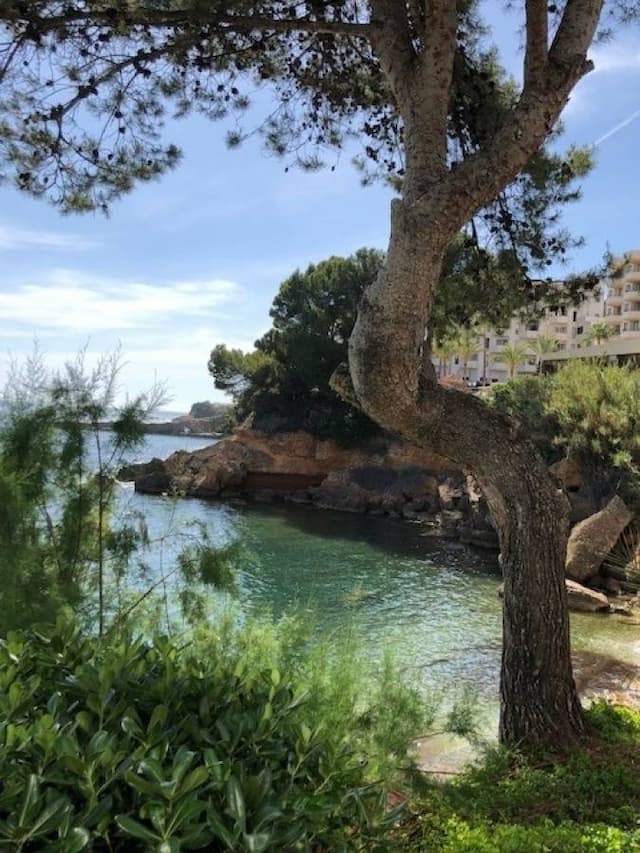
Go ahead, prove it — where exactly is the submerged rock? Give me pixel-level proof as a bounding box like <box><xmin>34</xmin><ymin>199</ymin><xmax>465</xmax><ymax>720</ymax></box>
<box><xmin>565</xmin><ymin>579</ymin><xmax>611</xmax><ymax>613</ymax></box>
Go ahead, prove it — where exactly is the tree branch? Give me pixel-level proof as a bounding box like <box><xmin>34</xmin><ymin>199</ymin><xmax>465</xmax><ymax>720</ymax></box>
<box><xmin>548</xmin><ymin>0</ymin><xmax>603</xmax><ymax>77</ymax></box>
<box><xmin>415</xmin><ymin>0</ymin><xmax>459</xmax><ymax>171</ymax></box>
<box><xmin>369</xmin><ymin>0</ymin><xmax>416</xmax><ymax>106</ymax></box>
<box><xmin>419</xmin><ymin>0</ymin><xmax>603</xmax><ymax>229</ymax></box>
<box><xmin>3</xmin><ymin>7</ymin><xmax>375</xmax><ymax>38</ymax></box>
<box><xmin>524</xmin><ymin>0</ymin><xmax>549</xmax><ymax>88</ymax></box>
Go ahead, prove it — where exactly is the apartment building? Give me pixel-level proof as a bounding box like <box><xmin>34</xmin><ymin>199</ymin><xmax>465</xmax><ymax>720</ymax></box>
<box><xmin>434</xmin><ymin>262</ymin><xmax>631</xmax><ymax>384</ymax></box>
<box><xmin>602</xmin><ymin>249</ymin><xmax>640</xmax><ymax>339</ymax></box>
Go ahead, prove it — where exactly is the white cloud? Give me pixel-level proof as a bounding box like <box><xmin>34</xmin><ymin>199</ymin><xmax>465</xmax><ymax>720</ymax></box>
<box><xmin>0</xmin><ymin>224</ymin><xmax>97</xmax><ymax>251</ymax></box>
<box><xmin>0</xmin><ymin>270</ymin><xmax>239</xmax><ymax>331</ymax></box>
<box><xmin>590</xmin><ymin>44</ymin><xmax>640</xmax><ymax>75</ymax></box>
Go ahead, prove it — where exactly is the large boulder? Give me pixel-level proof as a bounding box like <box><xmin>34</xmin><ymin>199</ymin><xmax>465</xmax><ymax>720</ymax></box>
<box><xmin>118</xmin><ymin>457</ymin><xmax>167</xmax><ymax>482</ymax></box>
<box><xmin>565</xmin><ymin>495</ymin><xmax>634</xmax><ymax>582</ymax></box>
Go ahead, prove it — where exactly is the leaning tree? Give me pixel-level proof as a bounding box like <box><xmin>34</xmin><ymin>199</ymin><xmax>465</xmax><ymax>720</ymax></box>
<box><xmin>0</xmin><ymin>0</ymin><xmax>630</xmax><ymax>746</ymax></box>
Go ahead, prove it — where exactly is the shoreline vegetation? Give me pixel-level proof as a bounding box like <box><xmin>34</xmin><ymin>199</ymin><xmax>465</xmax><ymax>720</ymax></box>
<box><xmin>2</xmin><ymin>354</ymin><xmax>640</xmax><ymax>848</ymax></box>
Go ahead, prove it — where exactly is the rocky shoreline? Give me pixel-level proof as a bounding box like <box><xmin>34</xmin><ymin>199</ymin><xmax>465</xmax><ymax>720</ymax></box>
<box><xmin>120</xmin><ymin>426</ymin><xmax>640</xmax><ymax>617</ymax></box>
<box><xmin>120</xmin><ymin>426</ymin><xmax>501</xmax><ymax>551</ymax></box>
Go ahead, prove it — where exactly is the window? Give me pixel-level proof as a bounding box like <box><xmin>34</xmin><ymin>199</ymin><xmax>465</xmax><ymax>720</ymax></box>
<box><xmin>496</xmin><ymin>337</ymin><xmax>509</xmax><ymax>347</ymax></box>
<box><xmin>527</xmin><ymin>322</ymin><xmax>539</xmax><ymax>331</ymax></box>
<box><xmin>556</xmin><ymin>343</ymin><xmax>566</xmax><ymax>350</ymax></box>
<box><xmin>556</xmin><ymin>326</ymin><xmax>567</xmax><ymax>335</ymax></box>
<box><xmin>572</xmin><ymin>310</ymin><xmax>577</xmax><ymax>322</ymax></box>
<box><xmin>576</xmin><ymin>325</ymin><xmax>584</xmax><ymax>335</ymax></box>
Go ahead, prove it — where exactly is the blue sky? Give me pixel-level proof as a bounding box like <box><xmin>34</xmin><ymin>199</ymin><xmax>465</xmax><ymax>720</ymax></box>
<box><xmin>1</xmin><ymin>5</ymin><xmax>639</xmax><ymax>411</ymax></box>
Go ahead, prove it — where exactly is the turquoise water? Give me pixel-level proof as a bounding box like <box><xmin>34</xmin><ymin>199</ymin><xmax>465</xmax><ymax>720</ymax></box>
<box><xmin>115</xmin><ymin>433</ymin><xmax>640</xmax><ymax>731</ymax></box>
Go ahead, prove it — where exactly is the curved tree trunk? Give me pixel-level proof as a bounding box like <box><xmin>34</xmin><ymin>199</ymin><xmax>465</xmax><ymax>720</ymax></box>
<box><xmin>335</xmin><ymin>198</ymin><xmax>584</xmax><ymax>748</ymax></box>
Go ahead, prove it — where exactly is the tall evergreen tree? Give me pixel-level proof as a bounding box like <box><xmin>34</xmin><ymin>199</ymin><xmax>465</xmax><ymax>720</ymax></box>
<box><xmin>209</xmin><ymin>249</ymin><xmax>384</xmax><ymax>441</ymax></box>
<box><xmin>0</xmin><ymin>0</ymin><xmax>632</xmax><ymax>746</ymax></box>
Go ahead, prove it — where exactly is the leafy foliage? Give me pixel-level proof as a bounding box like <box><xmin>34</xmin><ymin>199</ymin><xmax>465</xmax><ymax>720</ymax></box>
<box><xmin>0</xmin><ymin>349</ymin><xmax>241</xmax><ymax>636</ymax></box>
<box><xmin>0</xmin><ymin>350</ymin><xmax>166</xmax><ymax>635</ymax></box>
<box><xmin>489</xmin><ymin>375</ymin><xmax>558</xmax><ymax>460</ymax></box>
<box><xmin>400</xmin><ymin>702</ymin><xmax>640</xmax><ymax>852</ymax></box>
<box><xmin>0</xmin><ymin>3</ymin><xmax>601</xmax><ymax>297</ymax></box>
<box><xmin>209</xmin><ymin>249</ymin><xmax>385</xmax><ymax>444</ymax></box>
<box><xmin>585</xmin><ymin>321</ymin><xmax>615</xmax><ymax>346</ymax></box>
<box><xmin>491</xmin><ymin>342</ymin><xmax>532</xmax><ymax>378</ymax></box>
<box><xmin>0</xmin><ymin>618</ymin><xmax>430</xmax><ymax>851</ymax></box>
<box><xmin>546</xmin><ymin>361</ymin><xmax>640</xmax><ymax>475</ymax></box>
<box><xmin>490</xmin><ymin>362</ymin><xmax>640</xmax><ymax>492</ymax></box>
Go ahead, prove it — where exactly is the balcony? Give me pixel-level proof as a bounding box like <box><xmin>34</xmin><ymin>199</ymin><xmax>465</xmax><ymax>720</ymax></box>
<box><xmin>628</xmin><ymin>250</ymin><xmax>640</xmax><ymax>265</ymax></box>
<box><xmin>625</xmin><ymin>269</ymin><xmax>640</xmax><ymax>283</ymax></box>
<box><xmin>624</xmin><ymin>286</ymin><xmax>640</xmax><ymax>300</ymax></box>
<box><xmin>604</xmin><ymin>313</ymin><xmax>623</xmax><ymax>325</ymax></box>
<box><xmin>606</xmin><ymin>293</ymin><xmax>623</xmax><ymax>306</ymax></box>
<box><xmin>622</xmin><ymin>309</ymin><xmax>640</xmax><ymax>321</ymax></box>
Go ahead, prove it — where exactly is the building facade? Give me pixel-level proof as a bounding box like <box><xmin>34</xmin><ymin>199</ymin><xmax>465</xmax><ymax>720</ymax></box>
<box><xmin>603</xmin><ymin>250</ymin><xmax>640</xmax><ymax>339</ymax></box>
<box><xmin>434</xmin><ymin>251</ymin><xmax>640</xmax><ymax>384</ymax></box>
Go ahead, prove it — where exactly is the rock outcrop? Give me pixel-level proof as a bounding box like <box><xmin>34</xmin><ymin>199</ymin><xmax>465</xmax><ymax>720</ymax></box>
<box><xmin>565</xmin><ymin>495</ymin><xmax>633</xmax><ymax>582</ymax></box>
<box><xmin>124</xmin><ymin>427</ymin><xmax>501</xmax><ymax>547</ymax></box>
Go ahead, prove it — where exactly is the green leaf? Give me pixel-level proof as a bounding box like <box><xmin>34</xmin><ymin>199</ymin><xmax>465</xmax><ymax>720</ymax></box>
<box><xmin>148</xmin><ymin>704</ymin><xmax>168</xmax><ymax>733</ymax></box>
<box><xmin>18</xmin><ymin>774</ymin><xmax>39</xmax><ymax>827</ymax></box>
<box><xmin>167</xmin><ymin>796</ymin><xmax>206</xmax><ymax>832</ymax></box>
<box><xmin>121</xmin><ymin>716</ymin><xmax>143</xmax><ymax>738</ymax></box>
<box><xmin>75</xmin><ymin>711</ymin><xmax>94</xmax><ymax>733</ymax></box>
<box><xmin>61</xmin><ymin>826</ymin><xmax>91</xmax><ymax>852</ymax></box>
<box><xmin>206</xmin><ymin>807</ymin><xmax>236</xmax><ymax>849</ymax></box>
<box><xmin>226</xmin><ymin>776</ymin><xmax>246</xmax><ymax>828</ymax></box>
<box><xmin>124</xmin><ymin>770</ymin><xmax>162</xmax><ymax>799</ymax></box>
<box><xmin>115</xmin><ymin>815</ymin><xmax>161</xmax><ymax>843</ymax></box>
<box><xmin>180</xmin><ymin>766</ymin><xmax>209</xmax><ymax>796</ymax></box>
<box><xmin>243</xmin><ymin>831</ymin><xmax>272</xmax><ymax>852</ymax></box>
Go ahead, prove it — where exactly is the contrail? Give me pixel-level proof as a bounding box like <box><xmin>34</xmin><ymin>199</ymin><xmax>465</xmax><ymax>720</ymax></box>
<box><xmin>593</xmin><ymin>108</ymin><xmax>640</xmax><ymax>147</ymax></box>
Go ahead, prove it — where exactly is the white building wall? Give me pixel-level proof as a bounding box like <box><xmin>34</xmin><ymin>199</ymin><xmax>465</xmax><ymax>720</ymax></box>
<box><xmin>434</xmin><ymin>280</ymin><xmax>609</xmax><ymax>384</ymax></box>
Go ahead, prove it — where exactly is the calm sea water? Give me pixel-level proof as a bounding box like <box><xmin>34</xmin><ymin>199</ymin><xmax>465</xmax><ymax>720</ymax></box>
<box><xmin>110</xmin><ymin>432</ymin><xmax>640</xmax><ymax>735</ymax></box>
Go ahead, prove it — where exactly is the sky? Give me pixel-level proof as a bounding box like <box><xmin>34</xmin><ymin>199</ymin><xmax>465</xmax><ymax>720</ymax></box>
<box><xmin>1</xmin><ymin>5</ymin><xmax>640</xmax><ymax>412</ymax></box>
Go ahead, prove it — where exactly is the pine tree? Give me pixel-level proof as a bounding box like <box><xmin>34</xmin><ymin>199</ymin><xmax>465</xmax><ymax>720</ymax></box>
<box><xmin>2</xmin><ymin>0</ymin><xmax>633</xmax><ymax>746</ymax></box>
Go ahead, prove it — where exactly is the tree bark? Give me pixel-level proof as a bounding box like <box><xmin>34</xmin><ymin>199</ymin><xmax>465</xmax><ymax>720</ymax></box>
<box><xmin>334</xmin><ymin>197</ymin><xmax>584</xmax><ymax>749</ymax></box>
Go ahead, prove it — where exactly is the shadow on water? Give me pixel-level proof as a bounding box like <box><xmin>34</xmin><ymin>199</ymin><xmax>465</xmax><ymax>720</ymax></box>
<box><xmin>227</xmin><ymin>498</ymin><xmax>499</xmax><ymax>573</ymax></box>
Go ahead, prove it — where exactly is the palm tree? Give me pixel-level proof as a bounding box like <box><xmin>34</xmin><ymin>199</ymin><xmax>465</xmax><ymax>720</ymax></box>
<box><xmin>531</xmin><ymin>334</ymin><xmax>558</xmax><ymax>374</ymax></box>
<box><xmin>432</xmin><ymin>336</ymin><xmax>457</xmax><ymax>378</ymax></box>
<box><xmin>492</xmin><ymin>341</ymin><xmax>531</xmax><ymax>379</ymax></box>
<box><xmin>454</xmin><ymin>326</ymin><xmax>481</xmax><ymax>381</ymax></box>
<box><xmin>585</xmin><ymin>321</ymin><xmax>614</xmax><ymax>346</ymax></box>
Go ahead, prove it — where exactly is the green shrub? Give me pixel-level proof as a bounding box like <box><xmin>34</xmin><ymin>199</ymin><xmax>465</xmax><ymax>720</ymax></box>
<box><xmin>489</xmin><ymin>376</ymin><xmax>558</xmax><ymax>461</ymax></box>
<box><xmin>546</xmin><ymin>361</ymin><xmax>640</xmax><ymax>475</ymax></box>
<box><xmin>403</xmin><ymin>703</ymin><xmax>640</xmax><ymax>852</ymax></box>
<box><xmin>490</xmin><ymin>362</ymin><xmax>640</xmax><ymax>497</ymax></box>
<box><xmin>0</xmin><ymin>619</ymin><xmax>427</xmax><ymax>851</ymax></box>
